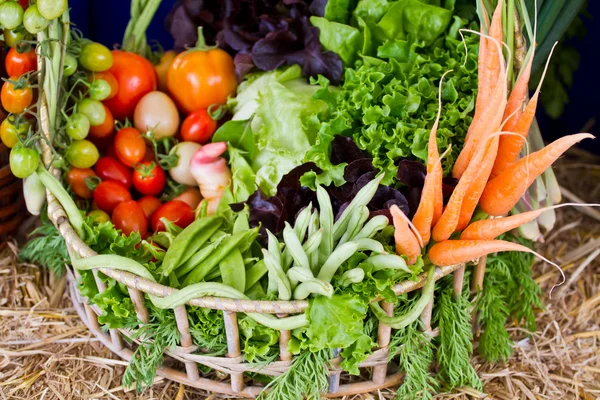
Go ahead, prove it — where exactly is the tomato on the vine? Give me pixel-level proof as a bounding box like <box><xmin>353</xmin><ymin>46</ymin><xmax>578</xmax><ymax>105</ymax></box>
<box><xmin>78</xmin><ymin>98</ymin><xmax>106</xmax><ymax>126</ymax></box>
<box><xmin>112</xmin><ymin>200</ymin><xmax>148</xmax><ymax>237</ymax></box>
<box><xmin>23</xmin><ymin>4</ymin><xmax>49</xmax><ymax>34</ymax></box>
<box><xmin>94</xmin><ymin>156</ymin><xmax>132</xmax><ymax>189</ymax></box>
<box><xmin>9</xmin><ymin>144</ymin><xmax>39</xmax><ymax>178</ymax></box>
<box><xmin>88</xmin><ymin>104</ymin><xmax>114</xmax><ymax>139</ymax></box>
<box><xmin>104</xmin><ymin>50</ymin><xmax>157</xmax><ymax>120</ymax></box>
<box><xmin>4</xmin><ymin>29</ymin><xmax>27</xmax><ymax>48</ymax></box>
<box><xmin>63</xmin><ymin>54</ymin><xmax>78</xmax><ymax>77</ymax></box>
<box><xmin>114</xmin><ymin>127</ymin><xmax>146</xmax><ymax>167</ymax></box>
<box><xmin>66</xmin><ymin>113</ymin><xmax>90</xmax><ymax>140</ymax></box>
<box><xmin>37</xmin><ymin>0</ymin><xmax>68</xmax><ymax>21</ymax></box>
<box><xmin>88</xmin><ymin>71</ymin><xmax>118</xmax><ymax>100</ymax></box>
<box><xmin>66</xmin><ymin>167</ymin><xmax>97</xmax><ymax>199</ymax></box>
<box><xmin>151</xmin><ymin>200</ymin><xmax>194</xmax><ymax>232</ymax></box>
<box><xmin>138</xmin><ymin>196</ymin><xmax>162</xmax><ymax>220</ymax></box>
<box><xmin>181</xmin><ymin>109</ymin><xmax>217</xmax><ymax>144</ymax></box>
<box><xmin>66</xmin><ymin>139</ymin><xmax>99</xmax><ymax>169</ymax></box>
<box><xmin>0</xmin><ymin>2</ymin><xmax>24</xmax><ymax>30</ymax></box>
<box><xmin>0</xmin><ymin>117</ymin><xmax>30</xmax><ymax>148</ymax></box>
<box><xmin>93</xmin><ymin>180</ymin><xmax>132</xmax><ymax>214</ymax></box>
<box><xmin>89</xmin><ymin>79</ymin><xmax>112</xmax><ymax>101</ymax></box>
<box><xmin>1</xmin><ymin>77</ymin><xmax>33</xmax><ymax>114</ymax></box>
<box><xmin>133</xmin><ymin>161</ymin><xmax>165</xmax><ymax>196</ymax></box>
<box><xmin>6</xmin><ymin>47</ymin><xmax>37</xmax><ymax>78</ymax></box>
<box><xmin>79</xmin><ymin>42</ymin><xmax>113</xmax><ymax>72</ymax></box>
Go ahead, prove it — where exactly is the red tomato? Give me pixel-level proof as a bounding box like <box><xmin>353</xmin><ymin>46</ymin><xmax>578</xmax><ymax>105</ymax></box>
<box><xmin>103</xmin><ymin>50</ymin><xmax>157</xmax><ymax>120</ymax></box>
<box><xmin>93</xmin><ymin>180</ymin><xmax>132</xmax><ymax>214</ymax></box>
<box><xmin>137</xmin><ymin>196</ymin><xmax>162</xmax><ymax>220</ymax></box>
<box><xmin>114</xmin><ymin>127</ymin><xmax>146</xmax><ymax>167</ymax></box>
<box><xmin>65</xmin><ymin>167</ymin><xmax>97</xmax><ymax>199</ymax></box>
<box><xmin>112</xmin><ymin>200</ymin><xmax>148</xmax><ymax>237</ymax></box>
<box><xmin>94</xmin><ymin>156</ymin><xmax>132</xmax><ymax>189</ymax></box>
<box><xmin>133</xmin><ymin>161</ymin><xmax>166</xmax><ymax>196</ymax></box>
<box><xmin>88</xmin><ymin>70</ymin><xmax>119</xmax><ymax>100</ymax></box>
<box><xmin>88</xmin><ymin>104</ymin><xmax>114</xmax><ymax>139</ymax></box>
<box><xmin>5</xmin><ymin>47</ymin><xmax>37</xmax><ymax>78</ymax></box>
<box><xmin>151</xmin><ymin>200</ymin><xmax>194</xmax><ymax>232</ymax></box>
<box><xmin>1</xmin><ymin>77</ymin><xmax>33</xmax><ymax>114</ymax></box>
<box><xmin>181</xmin><ymin>109</ymin><xmax>217</xmax><ymax>144</ymax></box>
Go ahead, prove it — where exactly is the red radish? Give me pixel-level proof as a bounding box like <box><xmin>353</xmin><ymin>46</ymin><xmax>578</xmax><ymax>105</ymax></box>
<box><xmin>190</xmin><ymin>142</ymin><xmax>232</xmax><ymax>215</ymax></box>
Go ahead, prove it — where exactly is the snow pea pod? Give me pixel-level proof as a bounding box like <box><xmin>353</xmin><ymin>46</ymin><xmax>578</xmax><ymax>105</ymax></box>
<box><xmin>245</xmin><ymin>260</ymin><xmax>267</xmax><ymax>292</ymax></box>
<box><xmin>369</xmin><ymin>265</ymin><xmax>435</xmax><ymax>329</ymax></box>
<box><xmin>219</xmin><ymin>249</ymin><xmax>245</xmax><ymax>292</ymax></box>
<box><xmin>317</xmin><ymin>185</ymin><xmax>333</xmax><ymax>265</ymax></box>
<box><xmin>161</xmin><ymin>216</ymin><xmax>223</xmax><ymax>276</ymax></box>
<box><xmin>176</xmin><ymin>238</ymin><xmax>225</xmax><ymax>278</ymax></box>
<box><xmin>182</xmin><ymin>228</ymin><xmax>258</xmax><ymax>286</ymax></box>
<box><xmin>283</xmin><ymin>222</ymin><xmax>310</xmax><ymax>270</ymax></box>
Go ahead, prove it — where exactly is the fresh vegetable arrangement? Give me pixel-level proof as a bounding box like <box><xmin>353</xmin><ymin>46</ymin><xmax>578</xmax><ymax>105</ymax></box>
<box><xmin>11</xmin><ymin>0</ymin><xmax>596</xmax><ymax>398</ymax></box>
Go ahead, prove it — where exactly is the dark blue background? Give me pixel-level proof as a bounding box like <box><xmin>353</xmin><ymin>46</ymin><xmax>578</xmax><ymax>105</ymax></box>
<box><xmin>69</xmin><ymin>0</ymin><xmax>599</xmax><ymax>155</ymax></box>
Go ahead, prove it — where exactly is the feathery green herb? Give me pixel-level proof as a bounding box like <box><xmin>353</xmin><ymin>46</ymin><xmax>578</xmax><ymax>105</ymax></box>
<box><xmin>19</xmin><ymin>213</ymin><xmax>69</xmax><ymax>276</ymax></box>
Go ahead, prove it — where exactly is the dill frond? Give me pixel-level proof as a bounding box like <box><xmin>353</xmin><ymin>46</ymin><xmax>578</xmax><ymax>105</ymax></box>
<box><xmin>19</xmin><ymin>214</ymin><xmax>69</xmax><ymax>276</ymax></box>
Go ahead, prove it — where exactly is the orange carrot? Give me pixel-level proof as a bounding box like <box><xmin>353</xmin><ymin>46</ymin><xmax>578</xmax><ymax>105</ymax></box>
<box><xmin>502</xmin><ymin>52</ymin><xmax>534</xmax><ymax>133</ymax></box>
<box><xmin>460</xmin><ymin>203</ymin><xmax>600</xmax><ymax>240</ymax></box>
<box><xmin>391</xmin><ymin>205</ymin><xmax>421</xmax><ymax>265</ymax></box>
<box><xmin>480</xmin><ymin>133</ymin><xmax>595</xmax><ymax>216</ymax></box>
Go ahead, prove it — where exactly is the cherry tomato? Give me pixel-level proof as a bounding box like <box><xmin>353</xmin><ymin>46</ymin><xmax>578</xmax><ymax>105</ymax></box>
<box><xmin>114</xmin><ymin>127</ymin><xmax>146</xmax><ymax>167</ymax></box>
<box><xmin>104</xmin><ymin>50</ymin><xmax>157</xmax><ymax>120</ymax></box>
<box><xmin>79</xmin><ymin>42</ymin><xmax>113</xmax><ymax>72</ymax></box>
<box><xmin>66</xmin><ymin>113</ymin><xmax>90</xmax><ymax>140</ymax></box>
<box><xmin>167</xmin><ymin>46</ymin><xmax>237</xmax><ymax>114</ymax></box>
<box><xmin>181</xmin><ymin>109</ymin><xmax>217</xmax><ymax>144</ymax></box>
<box><xmin>1</xmin><ymin>77</ymin><xmax>33</xmax><ymax>114</ymax></box>
<box><xmin>94</xmin><ymin>156</ymin><xmax>132</xmax><ymax>189</ymax></box>
<box><xmin>6</xmin><ymin>47</ymin><xmax>37</xmax><ymax>78</ymax></box>
<box><xmin>0</xmin><ymin>117</ymin><xmax>30</xmax><ymax>148</ymax></box>
<box><xmin>78</xmin><ymin>98</ymin><xmax>106</xmax><ymax>126</ymax></box>
<box><xmin>37</xmin><ymin>0</ymin><xmax>68</xmax><ymax>20</ymax></box>
<box><xmin>9</xmin><ymin>144</ymin><xmax>39</xmax><ymax>178</ymax></box>
<box><xmin>23</xmin><ymin>4</ymin><xmax>49</xmax><ymax>34</ymax></box>
<box><xmin>151</xmin><ymin>200</ymin><xmax>194</xmax><ymax>232</ymax></box>
<box><xmin>155</xmin><ymin>50</ymin><xmax>176</xmax><ymax>92</ymax></box>
<box><xmin>66</xmin><ymin>139</ymin><xmax>99</xmax><ymax>169</ymax></box>
<box><xmin>112</xmin><ymin>200</ymin><xmax>148</xmax><ymax>237</ymax></box>
<box><xmin>87</xmin><ymin>209</ymin><xmax>111</xmax><ymax>224</ymax></box>
<box><xmin>93</xmin><ymin>180</ymin><xmax>132</xmax><ymax>214</ymax></box>
<box><xmin>88</xmin><ymin>71</ymin><xmax>118</xmax><ymax>100</ymax></box>
<box><xmin>138</xmin><ymin>196</ymin><xmax>162</xmax><ymax>220</ymax></box>
<box><xmin>4</xmin><ymin>29</ymin><xmax>27</xmax><ymax>48</ymax></box>
<box><xmin>133</xmin><ymin>161</ymin><xmax>166</xmax><ymax>196</ymax></box>
<box><xmin>66</xmin><ymin>167</ymin><xmax>96</xmax><ymax>199</ymax></box>
<box><xmin>0</xmin><ymin>2</ymin><xmax>24</xmax><ymax>30</ymax></box>
<box><xmin>89</xmin><ymin>79</ymin><xmax>112</xmax><ymax>101</ymax></box>
<box><xmin>63</xmin><ymin>54</ymin><xmax>78</xmax><ymax>77</ymax></box>
<box><xmin>88</xmin><ymin>104</ymin><xmax>114</xmax><ymax>139</ymax></box>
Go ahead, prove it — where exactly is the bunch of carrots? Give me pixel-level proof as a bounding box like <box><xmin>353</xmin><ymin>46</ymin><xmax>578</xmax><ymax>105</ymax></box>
<box><xmin>391</xmin><ymin>0</ymin><xmax>595</xmax><ymax>277</ymax></box>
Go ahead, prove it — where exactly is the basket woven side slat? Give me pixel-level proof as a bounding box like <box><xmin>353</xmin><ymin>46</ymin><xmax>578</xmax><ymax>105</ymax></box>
<box><xmin>174</xmin><ymin>305</ymin><xmax>201</xmax><ymax>382</ymax></box>
<box><xmin>128</xmin><ymin>287</ymin><xmax>150</xmax><ymax>324</ymax></box>
<box><xmin>472</xmin><ymin>257</ymin><xmax>487</xmax><ymax>292</ymax></box>
<box><xmin>278</xmin><ymin>326</ymin><xmax>292</xmax><ymax>362</ymax></box>
<box><xmin>453</xmin><ymin>265</ymin><xmax>466</xmax><ymax>296</ymax></box>
<box><xmin>372</xmin><ymin>301</ymin><xmax>394</xmax><ymax>385</ymax></box>
<box><xmin>223</xmin><ymin>311</ymin><xmax>245</xmax><ymax>392</ymax></box>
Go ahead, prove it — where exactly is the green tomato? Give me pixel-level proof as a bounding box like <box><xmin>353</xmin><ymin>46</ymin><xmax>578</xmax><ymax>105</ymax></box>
<box><xmin>66</xmin><ymin>113</ymin><xmax>90</xmax><ymax>140</ymax></box>
<box><xmin>4</xmin><ymin>28</ymin><xmax>27</xmax><ymax>48</ymax></box>
<box><xmin>87</xmin><ymin>209</ymin><xmax>111</xmax><ymax>224</ymax></box>
<box><xmin>89</xmin><ymin>79</ymin><xmax>111</xmax><ymax>101</ymax></box>
<box><xmin>79</xmin><ymin>42</ymin><xmax>113</xmax><ymax>72</ymax></box>
<box><xmin>0</xmin><ymin>2</ymin><xmax>24</xmax><ymax>30</ymax></box>
<box><xmin>66</xmin><ymin>139</ymin><xmax>99</xmax><ymax>169</ymax></box>
<box><xmin>78</xmin><ymin>98</ymin><xmax>106</xmax><ymax>126</ymax></box>
<box><xmin>23</xmin><ymin>4</ymin><xmax>49</xmax><ymax>34</ymax></box>
<box><xmin>36</xmin><ymin>0</ymin><xmax>67</xmax><ymax>20</ymax></box>
<box><xmin>63</xmin><ymin>53</ymin><xmax>77</xmax><ymax>77</ymax></box>
<box><xmin>10</xmin><ymin>144</ymin><xmax>40</xmax><ymax>178</ymax></box>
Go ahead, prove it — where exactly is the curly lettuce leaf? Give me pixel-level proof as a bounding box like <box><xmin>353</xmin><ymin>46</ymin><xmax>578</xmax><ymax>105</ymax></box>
<box><xmin>239</xmin><ymin>316</ymin><xmax>280</xmax><ymax>362</ymax></box>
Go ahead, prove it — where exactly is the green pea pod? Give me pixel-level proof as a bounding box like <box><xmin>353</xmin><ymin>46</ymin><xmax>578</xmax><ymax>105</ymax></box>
<box><xmin>283</xmin><ymin>222</ymin><xmax>310</xmax><ymax>270</ymax></box>
<box><xmin>176</xmin><ymin>238</ymin><xmax>225</xmax><ymax>278</ymax></box>
<box><xmin>205</xmin><ymin>268</ymin><xmax>222</xmax><ymax>281</ymax></box>
<box><xmin>262</xmin><ymin>249</ymin><xmax>292</xmax><ymax>301</ymax></box>
<box><xmin>316</xmin><ymin>185</ymin><xmax>333</xmax><ymax>265</ymax></box>
<box><xmin>245</xmin><ymin>281</ymin><xmax>266</xmax><ymax>299</ymax></box>
<box><xmin>245</xmin><ymin>260</ymin><xmax>267</xmax><ymax>292</ymax></box>
<box><xmin>182</xmin><ymin>229</ymin><xmax>258</xmax><ymax>286</ymax></box>
<box><xmin>353</xmin><ymin>215</ymin><xmax>389</xmax><ymax>240</ymax></box>
<box><xmin>168</xmin><ymin>272</ymin><xmax>181</xmax><ymax>288</ymax></box>
<box><xmin>233</xmin><ymin>207</ymin><xmax>250</xmax><ymax>233</ymax></box>
<box><xmin>337</xmin><ymin>206</ymin><xmax>369</xmax><ymax>246</ymax></box>
<box><xmin>339</xmin><ymin>268</ymin><xmax>365</xmax><ymax>287</ymax></box>
<box><xmin>161</xmin><ymin>216</ymin><xmax>223</xmax><ymax>276</ymax></box>
<box><xmin>333</xmin><ymin>175</ymin><xmax>383</xmax><ymax>242</ymax></box>
<box><xmin>367</xmin><ymin>254</ymin><xmax>410</xmax><ymax>273</ymax></box>
<box><xmin>293</xmin><ymin>279</ymin><xmax>333</xmax><ymax>300</ymax></box>
<box><xmin>369</xmin><ymin>265</ymin><xmax>435</xmax><ymax>329</ymax></box>
<box><xmin>219</xmin><ymin>249</ymin><xmax>245</xmax><ymax>292</ymax></box>
<box><xmin>317</xmin><ymin>242</ymin><xmax>360</xmax><ymax>283</ymax></box>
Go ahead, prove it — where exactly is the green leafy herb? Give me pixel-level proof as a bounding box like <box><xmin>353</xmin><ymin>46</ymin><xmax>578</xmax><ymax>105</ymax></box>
<box><xmin>19</xmin><ymin>213</ymin><xmax>69</xmax><ymax>277</ymax></box>
<box><xmin>187</xmin><ymin>307</ymin><xmax>228</xmax><ymax>355</ymax></box>
<box><xmin>239</xmin><ymin>315</ymin><xmax>280</xmax><ymax>362</ymax></box>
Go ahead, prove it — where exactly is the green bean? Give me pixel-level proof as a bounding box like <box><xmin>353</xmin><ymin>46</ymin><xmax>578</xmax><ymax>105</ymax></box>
<box><xmin>294</xmin><ymin>203</ymin><xmax>312</xmax><ymax>240</ymax></box>
<box><xmin>245</xmin><ymin>281</ymin><xmax>265</xmax><ymax>299</ymax></box>
<box><xmin>287</xmin><ymin>266</ymin><xmax>315</xmax><ymax>286</ymax></box>
<box><xmin>72</xmin><ymin>254</ymin><xmax>155</xmax><ymax>282</ymax></box>
<box><xmin>338</xmin><ymin>206</ymin><xmax>369</xmax><ymax>246</ymax></box>
<box><xmin>369</xmin><ymin>265</ymin><xmax>435</xmax><ymax>329</ymax></box>
<box><xmin>262</xmin><ymin>249</ymin><xmax>292</xmax><ymax>300</ymax></box>
<box><xmin>353</xmin><ymin>215</ymin><xmax>389</xmax><ymax>240</ymax></box>
<box><xmin>316</xmin><ymin>185</ymin><xmax>333</xmax><ymax>265</ymax></box>
<box><xmin>219</xmin><ymin>249</ymin><xmax>246</xmax><ymax>292</ymax></box>
<box><xmin>161</xmin><ymin>216</ymin><xmax>223</xmax><ymax>276</ymax></box>
<box><xmin>182</xmin><ymin>229</ymin><xmax>258</xmax><ymax>286</ymax></box>
<box><xmin>245</xmin><ymin>260</ymin><xmax>267</xmax><ymax>292</ymax></box>
<box><xmin>332</xmin><ymin>175</ymin><xmax>383</xmax><ymax>242</ymax></box>
<box><xmin>302</xmin><ymin>229</ymin><xmax>322</xmax><ymax>256</ymax></box>
<box><xmin>308</xmin><ymin>209</ymin><xmax>319</xmax><ymax>235</ymax></box>
<box><xmin>283</xmin><ymin>222</ymin><xmax>310</xmax><ymax>270</ymax></box>
<box><xmin>176</xmin><ymin>238</ymin><xmax>224</xmax><ymax>279</ymax></box>
<box><xmin>339</xmin><ymin>268</ymin><xmax>365</xmax><ymax>287</ymax></box>
<box><xmin>316</xmin><ymin>242</ymin><xmax>360</xmax><ymax>283</ymax></box>
<box><xmin>366</xmin><ymin>254</ymin><xmax>411</xmax><ymax>273</ymax></box>
<box><xmin>266</xmin><ymin>230</ymin><xmax>282</xmax><ymax>265</ymax></box>
<box><xmin>168</xmin><ymin>272</ymin><xmax>181</xmax><ymax>288</ymax></box>
<box><xmin>293</xmin><ymin>279</ymin><xmax>333</xmax><ymax>300</ymax></box>
<box><xmin>353</xmin><ymin>238</ymin><xmax>386</xmax><ymax>254</ymax></box>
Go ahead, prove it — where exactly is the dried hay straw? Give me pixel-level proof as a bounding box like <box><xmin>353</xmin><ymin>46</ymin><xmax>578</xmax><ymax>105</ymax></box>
<box><xmin>0</xmin><ymin>153</ymin><xmax>599</xmax><ymax>399</ymax></box>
